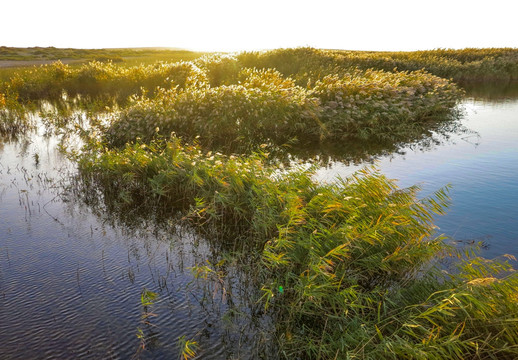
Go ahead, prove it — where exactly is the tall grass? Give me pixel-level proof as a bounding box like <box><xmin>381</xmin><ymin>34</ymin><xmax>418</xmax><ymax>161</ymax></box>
<box><xmin>3</xmin><ymin>46</ymin><xmax>516</xmax><ymax>105</ymax></box>
<box><xmin>1</xmin><ymin>47</ymin><xmax>471</xmax><ymax>143</ymax></box>
<box><xmin>2</xmin><ymin>60</ymin><xmax>211</xmax><ymax>103</ymax></box>
<box><xmin>0</xmin><ymin>91</ymin><xmax>31</xmax><ymax>137</ymax></box>
<box><xmin>104</xmin><ymin>65</ymin><xmax>461</xmax><ymax>148</ymax></box>
<box><xmin>238</xmin><ymin>47</ymin><xmax>518</xmax><ymax>84</ymax></box>
<box><xmin>77</xmin><ymin>136</ymin><xmax>518</xmax><ymax>359</ymax></box>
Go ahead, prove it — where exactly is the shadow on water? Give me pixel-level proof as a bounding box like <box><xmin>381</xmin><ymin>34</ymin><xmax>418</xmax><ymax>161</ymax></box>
<box><xmin>270</xmin><ymin>111</ymin><xmax>472</xmax><ymax>167</ymax></box>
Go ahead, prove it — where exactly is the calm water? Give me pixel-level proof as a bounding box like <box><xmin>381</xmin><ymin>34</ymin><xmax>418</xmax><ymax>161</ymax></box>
<box><xmin>0</xmin><ymin>131</ymin><xmax>268</xmax><ymax>358</ymax></box>
<box><xmin>317</xmin><ymin>96</ymin><xmax>518</xmax><ymax>259</ymax></box>
<box><xmin>1</xmin><ymin>89</ymin><xmax>517</xmax><ymax>358</ymax></box>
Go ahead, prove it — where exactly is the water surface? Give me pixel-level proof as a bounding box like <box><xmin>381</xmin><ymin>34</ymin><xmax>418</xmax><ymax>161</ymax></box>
<box><xmin>0</xmin><ymin>129</ymin><xmax>267</xmax><ymax>359</ymax></box>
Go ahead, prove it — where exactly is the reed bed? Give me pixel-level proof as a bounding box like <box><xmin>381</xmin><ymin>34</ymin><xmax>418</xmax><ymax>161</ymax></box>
<box><xmin>0</xmin><ymin>48</ymin><xmax>518</xmax><ymax>359</ymax></box>
<box><xmin>0</xmin><ymin>91</ymin><xmax>31</xmax><ymax>137</ymax></box>
<box><xmin>77</xmin><ymin>136</ymin><xmax>518</xmax><ymax>359</ymax></box>
<box><xmin>0</xmin><ymin>48</ymin><xmax>473</xmax><ymax>143</ymax></box>
<box><xmin>3</xmin><ymin>47</ymin><xmax>517</xmax><ymax>358</ymax></box>
<box><xmin>2</xmin><ymin>60</ymin><xmax>211</xmax><ymax>103</ymax></box>
<box><xmin>105</xmin><ymin>65</ymin><xmax>461</xmax><ymax>148</ymax></box>
<box><xmin>2</xmin><ymin>46</ymin><xmax>516</xmax><ymax>105</ymax></box>
<box><xmin>239</xmin><ymin>47</ymin><xmax>518</xmax><ymax>84</ymax></box>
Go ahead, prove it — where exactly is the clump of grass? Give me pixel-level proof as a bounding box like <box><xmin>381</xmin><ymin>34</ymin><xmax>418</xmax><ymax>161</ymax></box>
<box><xmin>194</xmin><ymin>53</ymin><xmax>241</xmax><ymax>87</ymax></box>
<box><xmin>6</xmin><ymin>61</ymin><xmax>71</xmax><ymax>101</ymax></box>
<box><xmin>0</xmin><ymin>91</ymin><xmax>32</xmax><ymax>137</ymax></box>
<box><xmin>260</xmin><ymin>169</ymin><xmax>518</xmax><ymax>359</ymax></box>
<box><xmin>105</xmin><ymin>68</ymin><xmax>321</xmax><ymax>147</ymax></box>
<box><xmin>104</xmin><ymin>64</ymin><xmax>462</xmax><ymax>148</ymax></box>
<box><xmin>177</xmin><ymin>336</ymin><xmax>198</xmax><ymax>360</ymax></box>
<box><xmin>311</xmin><ymin>68</ymin><xmax>462</xmax><ymax>141</ymax></box>
<box><xmin>78</xmin><ymin>136</ymin><xmax>297</xmax><ymax>244</ymax></box>
<box><xmin>77</xmin><ymin>136</ymin><xmax>518</xmax><ymax>359</ymax></box>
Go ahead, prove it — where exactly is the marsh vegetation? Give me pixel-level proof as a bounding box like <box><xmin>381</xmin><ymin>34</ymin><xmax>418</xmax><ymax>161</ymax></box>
<box><xmin>1</xmin><ymin>47</ymin><xmax>517</xmax><ymax>359</ymax></box>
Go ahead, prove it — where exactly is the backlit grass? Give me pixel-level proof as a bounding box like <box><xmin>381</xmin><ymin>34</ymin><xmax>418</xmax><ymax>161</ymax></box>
<box><xmin>104</xmin><ymin>65</ymin><xmax>462</xmax><ymax>148</ymax></box>
<box><xmin>77</xmin><ymin>136</ymin><xmax>518</xmax><ymax>359</ymax></box>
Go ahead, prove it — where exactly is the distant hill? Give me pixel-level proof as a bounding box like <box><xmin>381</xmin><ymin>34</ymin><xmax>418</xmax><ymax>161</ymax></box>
<box><xmin>0</xmin><ymin>46</ymin><xmax>208</xmax><ymax>67</ymax></box>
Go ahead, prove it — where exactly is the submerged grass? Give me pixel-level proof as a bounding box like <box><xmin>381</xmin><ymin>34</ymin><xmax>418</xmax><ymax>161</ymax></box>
<box><xmin>0</xmin><ymin>91</ymin><xmax>32</xmax><ymax>137</ymax></box>
<box><xmin>77</xmin><ymin>136</ymin><xmax>518</xmax><ymax>359</ymax></box>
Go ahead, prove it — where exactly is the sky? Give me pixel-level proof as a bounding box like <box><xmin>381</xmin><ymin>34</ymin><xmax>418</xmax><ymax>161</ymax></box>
<box><xmin>2</xmin><ymin>0</ymin><xmax>517</xmax><ymax>52</ymax></box>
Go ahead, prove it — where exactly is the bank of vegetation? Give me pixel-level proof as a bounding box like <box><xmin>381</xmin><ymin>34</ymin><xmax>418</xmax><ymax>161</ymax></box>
<box><xmin>237</xmin><ymin>47</ymin><xmax>518</xmax><ymax>84</ymax></box>
<box><xmin>77</xmin><ymin>136</ymin><xmax>518</xmax><ymax>359</ymax></box>
<box><xmin>3</xmin><ymin>46</ymin><xmax>517</xmax><ymax>140</ymax></box>
<box><xmin>1</xmin><ymin>49</ymin><xmax>463</xmax><ymax>146</ymax></box>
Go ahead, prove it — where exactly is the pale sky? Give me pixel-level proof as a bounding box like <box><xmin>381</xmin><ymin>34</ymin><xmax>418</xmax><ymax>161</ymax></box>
<box><xmin>1</xmin><ymin>0</ymin><xmax>517</xmax><ymax>52</ymax></box>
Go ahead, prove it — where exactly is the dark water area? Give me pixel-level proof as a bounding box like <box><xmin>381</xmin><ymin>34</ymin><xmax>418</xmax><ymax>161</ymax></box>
<box><xmin>1</xmin><ymin>84</ymin><xmax>517</xmax><ymax>358</ymax></box>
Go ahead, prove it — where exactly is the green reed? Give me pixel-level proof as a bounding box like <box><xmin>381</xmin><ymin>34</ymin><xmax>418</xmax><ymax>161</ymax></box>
<box><xmin>104</xmin><ymin>65</ymin><xmax>462</xmax><ymax>148</ymax></box>
<box><xmin>77</xmin><ymin>136</ymin><xmax>518</xmax><ymax>359</ymax></box>
<box><xmin>238</xmin><ymin>47</ymin><xmax>518</xmax><ymax>84</ymax></box>
<box><xmin>0</xmin><ymin>91</ymin><xmax>32</xmax><ymax>137</ymax></box>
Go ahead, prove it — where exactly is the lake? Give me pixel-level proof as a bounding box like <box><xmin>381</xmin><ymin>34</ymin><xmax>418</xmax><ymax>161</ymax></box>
<box><xmin>1</xmin><ymin>86</ymin><xmax>517</xmax><ymax>358</ymax></box>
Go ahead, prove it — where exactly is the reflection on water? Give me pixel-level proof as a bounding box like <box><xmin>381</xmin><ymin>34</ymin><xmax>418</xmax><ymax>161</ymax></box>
<box><xmin>461</xmin><ymin>81</ymin><xmax>518</xmax><ymax>103</ymax></box>
<box><xmin>1</xmin><ymin>86</ymin><xmax>517</xmax><ymax>358</ymax></box>
<box><xmin>0</xmin><ymin>128</ymin><xmax>272</xmax><ymax>358</ymax></box>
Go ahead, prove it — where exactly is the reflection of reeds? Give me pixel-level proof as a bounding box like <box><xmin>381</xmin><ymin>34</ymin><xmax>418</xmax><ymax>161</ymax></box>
<box><xmin>0</xmin><ymin>92</ymin><xmax>32</xmax><ymax>137</ymax></box>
